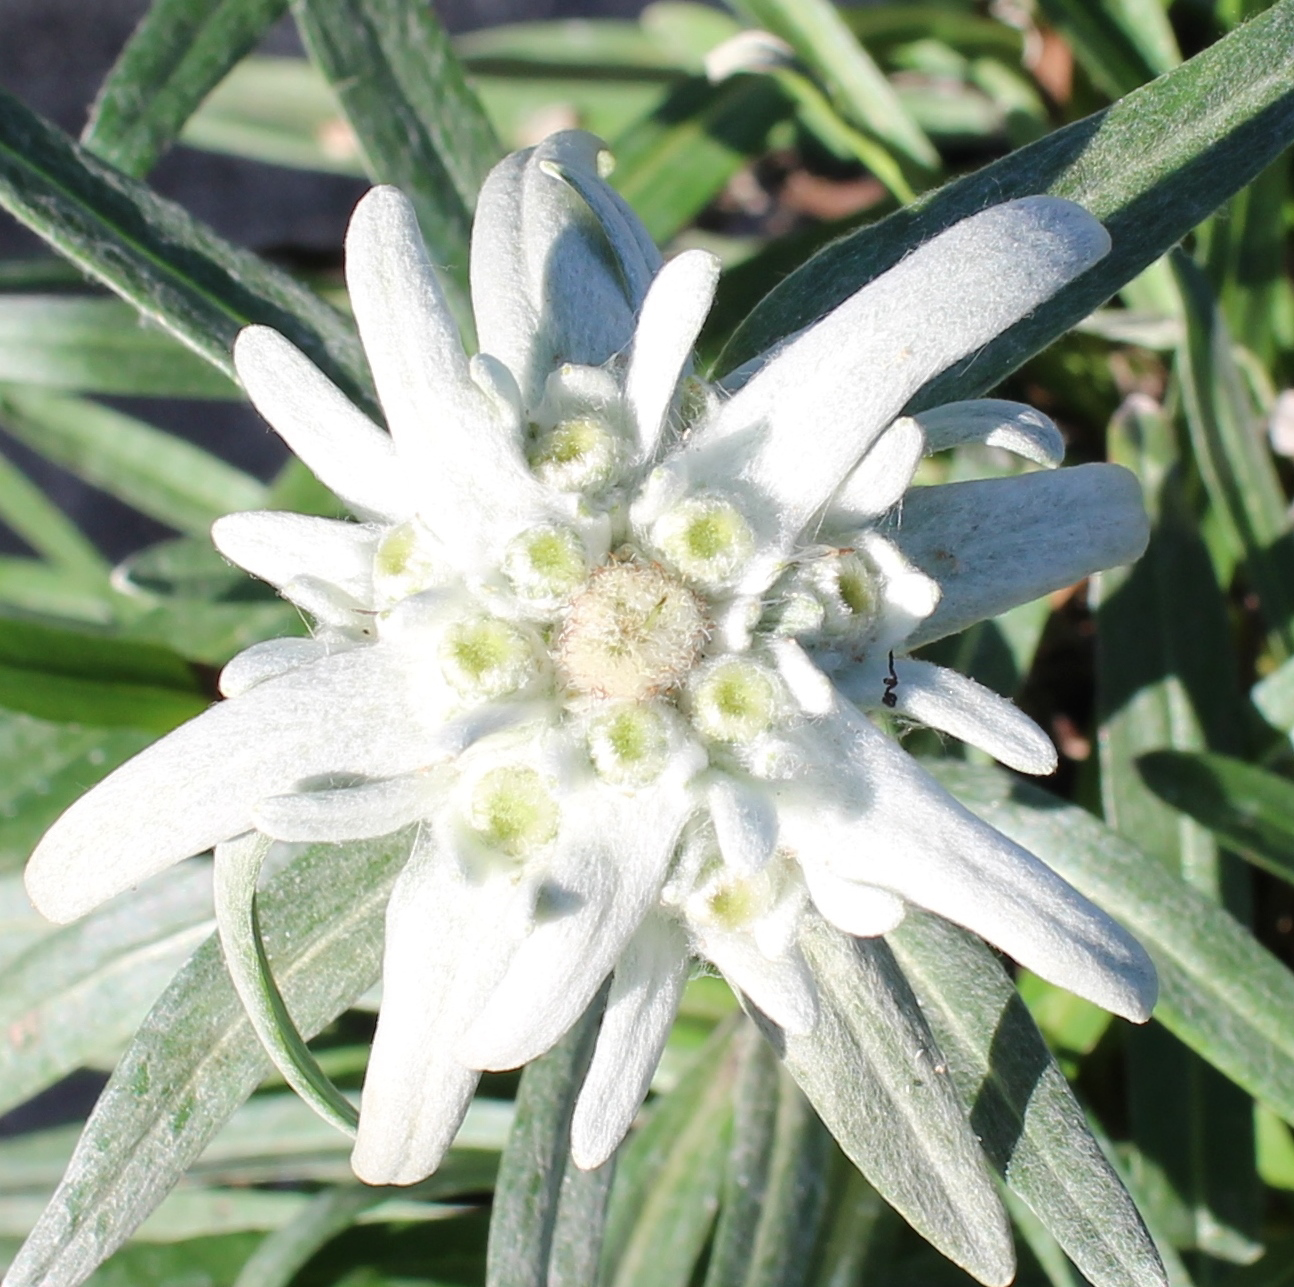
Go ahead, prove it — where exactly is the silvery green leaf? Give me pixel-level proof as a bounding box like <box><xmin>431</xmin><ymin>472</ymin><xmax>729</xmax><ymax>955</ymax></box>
<box><xmin>82</xmin><ymin>0</ymin><xmax>290</xmax><ymax>176</ymax></box>
<box><xmin>716</xmin><ymin>0</ymin><xmax>1294</xmax><ymax>396</ymax></box>
<box><xmin>887</xmin><ymin>910</ymin><xmax>1165</xmax><ymax>1287</ymax></box>
<box><xmin>929</xmin><ymin>761</ymin><xmax>1294</xmax><ymax>1127</ymax></box>
<box><xmin>0</xmin><ymin>862</ymin><xmax>210</xmax><ymax>1118</ymax></box>
<box><xmin>0</xmin><ymin>85</ymin><xmax>371</xmax><ymax>409</ymax></box>
<box><xmin>486</xmin><ymin>987</ymin><xmax>607</xmax><ymax>1287</ymax></box>
<box><xmin>4</xmin><ymin>832</ymin><xmax>411</xmax><ymax>1287</ymax></box>
<box><xmin>757</xmin><ymin>917</ymin><xmax>1014</xmax><ymax>1287</ymax></box>
<box><xmin>602</xmin><ymin>1021</ymin><xmax>739</xmax><ymax>1287</ymax></box>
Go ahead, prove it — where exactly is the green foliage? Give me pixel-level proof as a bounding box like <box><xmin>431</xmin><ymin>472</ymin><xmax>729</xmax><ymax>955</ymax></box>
<box><xmin>0</xmin><ymin>4</ymin><xmax>1293</xmax><ymax>1287</ymax></box>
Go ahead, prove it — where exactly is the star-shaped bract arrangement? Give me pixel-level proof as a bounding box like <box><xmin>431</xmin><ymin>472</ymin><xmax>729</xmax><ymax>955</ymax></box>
<box><xmin>25</xmin><ymin>132</ymin><xmax>1153</xmax><ymax>1197</ymax></box>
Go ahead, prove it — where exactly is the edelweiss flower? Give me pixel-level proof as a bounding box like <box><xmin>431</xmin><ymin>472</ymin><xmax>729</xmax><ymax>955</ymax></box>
<box><xmin>25</xmin><ymin>132</ymin><xmax>1154</xmax><ymax>1186</ymax></box>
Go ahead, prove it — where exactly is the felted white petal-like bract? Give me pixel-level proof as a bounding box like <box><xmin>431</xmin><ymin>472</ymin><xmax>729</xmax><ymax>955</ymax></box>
<box><xmin>456</xmin><ymin>781</ymin><xmax>693</xmax><ymax>1070</ymax></box>
<box><xmin>702</xmin><ymin>929</ymin><xmax>819</xmax><ymax>1034</ymax></box>
<box><xmin>708</xmin><ymin>774</ymin><xmax>779</xmax><ymax>875</ymax></box>
<box><xmin>569</xmin><ymin>912</ymin><xmax>689</xmax><ymax>1170</ymax></box>
<box><xmin>778</xmin><ymin>704</ymin><xmax>1156</xmax><ymax>1021</ymax></box>
<box><xmin>25</xmin><ymin>644</ymin><xmax>450</xmax><ymax>923</ymax></box>
<box><xmin>471</xmin><ymin>131</ymin><xmax>649</xmax><ymax>411</ymax></box>
<box><xmin>213</xmin><ymin>512</ymin><xmax>380</xmax><ymax>607</ymax></box>
<box><xmin>253</xmin><ymin>771</ymin><xmax>441</xmax><ymax>843</ymax></box>
<box><xmin>674</xmin><ymin>198</ymin><xmax>1110</xmax><ymax>580</ymax></box>
<box><xmin>829</xmin><ymin>416</ymin><xmax>926</xmax><ymax>525</ymax></box>
<box><xmin>838</xmin><ymin>657</ymin><xmax>1058</xmax><ymax>776</ymax></box>
<box><xmin>28</xmin><ymin>134</ymin><xmax>1157</xmax><ymax>1213</ymax></box>
<box><xmin>916</xmin><ymin>399</ymin><xmax>1065</xmax><ymax>468</ymax></box>
<box><xmin>800</xmin><ymin>862</ymin><xmax>907</xmax><ymax>937</ymax></box>
<box><xmin>233</xmin><ymin>327</ymin><xmax>416</xmax><ymax>524</ymax></box>
<box><xmin>891</xmin><ymin>463</ymin><xmax>1150</xmax><ymax>649</ymax></box>
<box><xmin>828</xmin><ymin>416</ymin><xmax>931</xmax><ymax>527</ymax></box>
<box><xmin>347</xmin><ymin>187</ymin><xmax>551</xmax><ymax>563</ymax></box>
<box><xmin>625</xmin><ymin>249</ymin><xmax>721</xmax><ymax>462</ymax></box>
<box><xmin>352</xmin><ymin>832</ymin><xmax>537</xmax><ymax>1185</ymax></box>
<box><xmin>219</xmin><ymin>637</ymin><xmax>332</xmax><ymax>698</ymax></box>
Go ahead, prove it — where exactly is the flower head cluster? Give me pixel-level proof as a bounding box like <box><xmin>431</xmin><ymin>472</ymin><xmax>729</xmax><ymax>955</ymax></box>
<box><xmin>25</xmin><ymin>132</ymin><xmax>1154</xmax><ymax>1186</ymax></box>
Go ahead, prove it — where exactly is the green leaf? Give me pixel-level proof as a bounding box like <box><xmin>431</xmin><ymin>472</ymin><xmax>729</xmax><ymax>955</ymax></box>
<box><xmin>1034</xmin><ymin>0</ymin><xmax>1179</xmax><ymax>99</ymax></box>
<box><xmin>1137</xmin><ymin>750</ymin><xmax>1294</xmax><ymax>888</ymax></box>
<box><xmin>0</xmin><ymin>85</ymin><xmax>371</xmax><ymax>409</ymax></box>
<box><xmin>0</xmin><ymin>714</ymin><xmax>150</xmax><ymax>874</ymax></box>
<box><xmin>0</xmin><ymin>862</ymin><xmax>212</xmax><ymax>1118</ymax></box>
<box><xmin>291</xmin><ymin>0</ymin><xmax>502</xmax><ymax>320</ymax></box>
<box><xmin>4</xmin><ymin>831</ymin><xmax>411</xmax><ymax>1287</ymax></box>
<box><xmin>84</xmin><ymin>0</ymin><xmax>291</xmax><ymax>179</ymax></box>
<box><xmin>1172</xmin><ymin>252</ymin><xmax>1294</xmax><ymax>660</ymax></box>
<box><xmin>703</xmin><ymin>1025</ymin><xmax>781</xmax><ymax>1287</ymax></box>
<box><xmin>928</xmin><ymin>761</ymin><xmax>1294</xmax><ymax>1130</ymax></box>
<box><xmin>548</xmin><ymin>1155</ymin><xmax>615</xmax><ymax>1287</ymax></box>
<box><xmin>486</xmin><ymin>988</ymin><xmax>607</xmax><ymax>1287</ymax></box>
<box><xmin>180</xmin><ymin>56</ymin><xmax>364</xmax><ymax>176</ymax></box>
<box><xmin>714</xmin><ymin>0</ymin><xmax>1294</xmax><ymax>391</ymax></box>
<box><xmin>1199</xmin><ymin>156</ymin><xmax>1294</xmax><ymax>369</ymax></box>
<box><xmin>804</xmin><ymin>1155</ymin><xmax>889</xmax><ymax>1287</ymax></box>
<box><xmin>609</xmin><ymin>74</ymin><xmax>790</xmax><ymax>245</ymax></box>
<box><xmin>455</xmin><ymin>17</ymin><xmax>698</xmax><ymax>74</ymax></box>
<box><xmin>212</xmin><ymin>831</ymin><xmax>359</xmax><ymax>1137</ymax></box>
<box><xmin>602</xmin><ymin>1020</ymin><xmax>738</xmax><ymax>1287</ymax></box>
<box><xmin>888</xmin><ymin>911</ymin><xmax>1165</xmax><ymax>1287</ymax></box>
<box><xmin>230</xmin><ymin>1185</ymin><xmax>379</xmax><ymax>1287</ymax></box>
<box><xmin>0</xmin><ymin>296</ymin><xmax>240</xmax><ymax>397</ymax></box>
<box><xmin>0</xmin><ymin>615</ymin><xmax>208</xmax><ymax>731</ymax></box>
<box><xmin>756</xmin><ymin>918</ymin><xmax>1013</xmax><ymax>1287</ymax></box>
<box><xmin>82</xmin><ymin>0</ymin><xmax>290</xmax><ymax>177</ymax></box>
<box><xmin>1094</xmin><ymin>393</ymin><xmax>1260</xmax><ymax>1262</ymax></box>
<box><xmin>0</xmin><ymin>558</ymin><xmax>115</xmax><ymax>625</ymax></box>
<box><xmin>0</xmin><ymin>450</ymin><xmax>106</xmax><ymax>578</ymax></box>
<box><xmin>738</xmin><ymin>1067</ymin><xmax>833</xmax><ymax>1287</ymax></box>
<box><xmin>0</xmin><ymin>385</ymin><xmax>266</xmax><ymax>534</ymax></box>
<box><xmin>727</xmin><ymin>0</ymin><xmax>939</xmax><ymax>186</ymax></box>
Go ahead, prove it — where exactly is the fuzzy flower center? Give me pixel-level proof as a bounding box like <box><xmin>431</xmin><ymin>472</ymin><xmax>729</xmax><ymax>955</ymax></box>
<box><xmin>557</xmin><ymin>562</ymin><xmax>708</xmax><ymax>700</ymax></box>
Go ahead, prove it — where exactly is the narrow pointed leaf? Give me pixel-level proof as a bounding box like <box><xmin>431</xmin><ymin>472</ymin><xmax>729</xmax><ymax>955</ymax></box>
<box><xmin>0</xmin><ymin>616</ymin><xmax>208</xmax><ymax>731</ymax></box>
<box><xmin>1095</xmin><ymin>392</ymin><xmax>1260</xmax><ymax>1261</ymax></box>
<box><xmin>82</xmin><ymin>0</ymin><xmax>290</xmax><ymax>176</ymax></box>
<box><xmin>715</xmin><ymin>0</ymin><xmax>1294</xmax><ymax>392</ymax></box>
<box><xmin>0</xmin><ymin>86</ymin><xmax>371</xmax><ymax>408</ymax></box>
<box><xmin>486</xmin><ymin>987</ymin><xmax>607</xmax><ymax>1287</ymax></box>
<box><xmin>755</xmin><ymin>918</ymin><xmax>1014</xmax><ymax>1287</ymax></box>
<box><xmin>1172</xmin><ymin>252</ymin><xmax>1294</xmax><ymax>659</ymax></box>
<box><xmin>609</xmin><ymin>75</ymin><xmax>791</xmax><ymax>245</ymax></box>
<box><xmin>0</xmin><ymin>450</ymin><xmax>106</xmax><ymax>577</ymax></box>
<box><xmin>0</xmin><ymin>862</ymin><xmax>213</xmax><ymax>1118</ymax></box>
<box><xmin>1138</xmin><ymin>750</ymin><xmax>1294</xmax><ymax>887</ymax></box>
<box><xmin>1035</xmin><ymin>0</ymin><xmax>1178</xmax><ymax>99</ymax></box>
<box><xmin>602</xmin><ymin>1021</ymin><xmax>739</xmax><ymax>1287</ymax></box>
<box><xmin>0</xmin><ymin>296</ymin><xmax>240</xmax><ymax>397</ymax></box>
<box><xmin>703</xmin><ymin>1026</ymin><xmax>781</xmax><ymax>1287</ymax></box>
<box><xmin>930</xmin><ymin>760</ymin><xmax>1294</xmax><ymax>1128</ymax></box>
<box><xmin>213</xmin><ymin>832</ymin><xmax>358</xmax><ymax>1137</ymax></box>
<box><xmin>729</xmin><ymin>0</ymin><xmax>939</xmax><ymax>180</ymax></box>
<box><xmin>741</xmin><ymin>1068</ymin><xmax>833</xmax><ymax>1287</ymax></box>
<box><xmin>888</xmin><ymin>910</ymin><xmax>1166</xmax><ymax>1287</ymax></box>
<box><xmin>0</xmin><ymin>385</ymin><xmax>266</xmax><ymax>533</ymax></box>
<box><xmin>0</xmin><ymin>715</ymin><xmax>149</xmax><ymax>873</ymax></box>
<box><xmin>230</xmin><ymin>1184</ymin><xmax>378</xmax><ymax>1287</ymax></box>
<box><xmin>291</xmin><ymin>0</ymin><xmax>501</xmax><ymax>315</ymax></box>
<box><xmin>4</xmin><ymin>832</ymin><xmax>411</xmax><ymax>1287</ymax></box>
<box><xmin>548</xmin><ymin>1157</ymin><xmax>615</xmax><ymax>1287</ymax></box>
